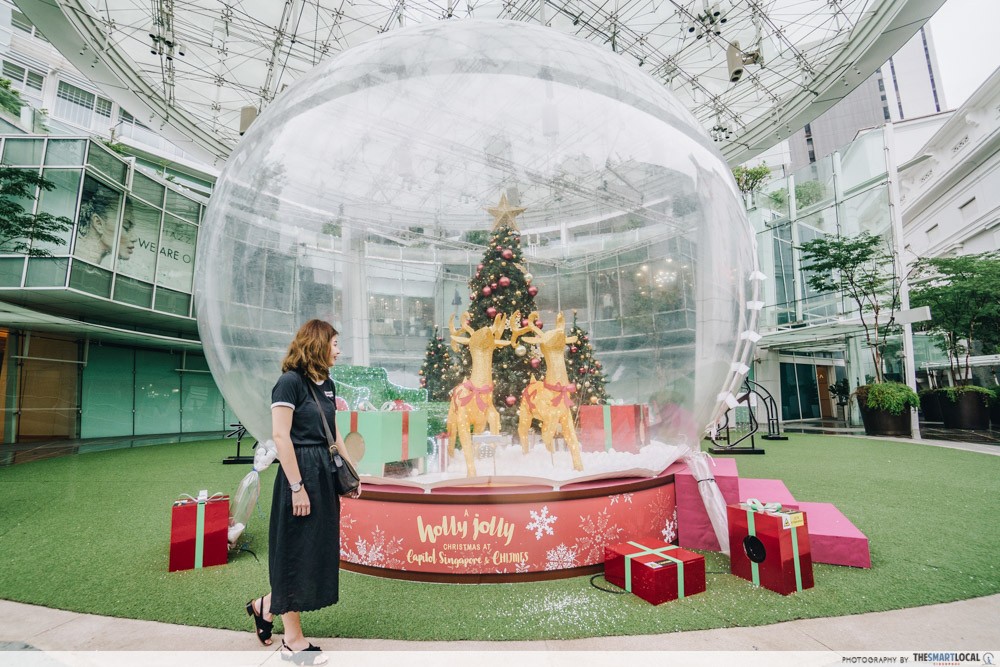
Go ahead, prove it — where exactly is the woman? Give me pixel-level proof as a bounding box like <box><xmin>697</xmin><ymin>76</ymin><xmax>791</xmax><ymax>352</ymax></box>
<box><xmin>75</xmin><ymin>179</ymin><xmax>122</xmax><ymax>268</ymax></box>
<box><xmin>246</xmin><ymin>319</ymin><xmax>360</xmax><ymax>665</ymax></box>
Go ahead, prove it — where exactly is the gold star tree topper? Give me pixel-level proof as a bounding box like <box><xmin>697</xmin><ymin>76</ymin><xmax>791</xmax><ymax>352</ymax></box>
<box><xmin>486</xmin><ymin>192</ymin><xmax>526</xmax><ymax>230</ymax></box>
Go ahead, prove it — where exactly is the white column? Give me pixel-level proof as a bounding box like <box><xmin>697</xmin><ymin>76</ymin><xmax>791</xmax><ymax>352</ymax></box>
<box><xmin>883</xmin><ymin>123</ymin><xmax>920</xmax><ymax>438</ymax></box>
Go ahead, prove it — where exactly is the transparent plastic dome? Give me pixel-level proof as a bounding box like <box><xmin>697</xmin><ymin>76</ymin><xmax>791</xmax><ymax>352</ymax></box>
<box><xmin>196</xmin><ymin>19</ymin><xmax>759</xmax><ymax>484</ymax></box>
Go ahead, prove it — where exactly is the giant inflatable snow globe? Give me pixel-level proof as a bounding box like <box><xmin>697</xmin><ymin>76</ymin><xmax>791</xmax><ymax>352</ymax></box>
<box><xmin>196</xmin><ymin>19</ymin><xmax>758</xmax><ymax>491</ymax></box>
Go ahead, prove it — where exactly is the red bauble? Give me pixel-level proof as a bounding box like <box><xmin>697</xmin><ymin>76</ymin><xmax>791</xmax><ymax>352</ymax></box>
<box><xmin>534</xmin><ymin>319</ymin><xmax>543</xmax><ymax>328</ymax></box>
<box><xmin>482</xmin><ymin>286</ymin><xmax>492</xmax><ymax>296</ymax></box>
<box><xmin>521</xmin><ymin>318</ymin><xmax>530</xmax><ymax>327</ymax></box>
<box><xmin>499</xmin><ymin>276</ymin><xmax>511</xmax><ymax>287</ymax></box>
<box><xmin>478</xmin><ymin>263</ymin><xmax>484</xmax><ymax>270</ymax></box>
<box><xmin>570</xmin><ymin>346</ymin><xmax>578</xmax><ymax>354</ymax></box>
<box><xmin>530</xmin><ymin>358</ymin><xmax>541</xmax><ymax>369</ymax></box>
<box><xmin>502</xmin><ymin>249</ymin><xmax>514</xmax><ymax>260</ymax></box>
<box><xmin>580</xmin><ymin>367</ymin><xmax>589</xmax><ymax>374</ymax></box>
<box><xmin>470</xmin><ymin>293</ymin><xmax>477</xmax><ymax>300</ymax></box>
<box><xmin>486</xmin><ymin>306</ymin><xmax>498</xmax><ymax>318</ymax></box>
<box><xmin>505</xmin><ymin>395</ymin><xmax>517</xmax><ymax>407</ymax></box>
<box><xmin>491</xmin><ymin>282</ymin><xmax>498</xmax><ymax>289</ymax></box>
<box><xmin>527</xmin><ymin>286</ymin><xmax>538</xmax><ymax>297</ymax></box>
<box><xmin>495</xmin><ymin>245</ymin><xmax>502</xmax><ymax>251</ymax></box>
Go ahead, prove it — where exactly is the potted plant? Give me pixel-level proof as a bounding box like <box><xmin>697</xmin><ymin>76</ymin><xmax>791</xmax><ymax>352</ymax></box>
<box><xmin>918</xmin><ymin>388</ymin><xmax>944</xmax><ymax>423</ymax></box>
<box><xmin>798</xmin><ymin>232</ymin><xmax>915</xmax><ymax>436</ymax></box>
<box><xmin>854</xmin><ymin>383</ymin><xmax>920</xmax><ymax>436</ymax></box>
<box><xmin>938</xmin><ymin>386</ymin><xmax>993</xmax><ymax>430</ymax></box>
<box><xmin>990</xmin><ymin>390</ymin><xmax>1000</xmax><ymax>430</ymax></box>
<box><xmin>910</xmin><ymin>252</ymin><xmax>1000</xmax><ymax>430</ymax></box>
<box><xmin>829</xmin><ymin>378</ymin><xmax>851</xmax><ymax>420</ymax></box>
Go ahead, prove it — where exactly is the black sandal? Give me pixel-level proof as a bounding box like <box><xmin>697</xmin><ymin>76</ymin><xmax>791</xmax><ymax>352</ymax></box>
<box><xmin>280</xmin><ymin>640</ymin><xmax>327</xmax><ymax>665</ymax></box>
<box><xmin>245</xmin><ymin>597</ymin><xmax>274</xmax><ymax>646</ymax></box>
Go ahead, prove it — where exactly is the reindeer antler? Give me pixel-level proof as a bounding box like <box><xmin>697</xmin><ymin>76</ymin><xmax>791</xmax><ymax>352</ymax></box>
<box><xmin>509</xmin><ymin>310</ymin><xmax>530</xmax><ymax>345</ymax></box>
<box><xmin>449</xmin><ymin>312</ymin><xmax>471</xmax><ymax>351</ymax></box>
<box><xmin>512</xmin><ymin>311</ymin><xmax>542</xmax><ymax>345</ymax></box>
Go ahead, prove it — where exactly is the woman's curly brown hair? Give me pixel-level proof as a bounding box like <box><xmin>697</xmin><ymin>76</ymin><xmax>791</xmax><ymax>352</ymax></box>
<box><xmin>282</xmin><ymin>319</ymin><xmax>339</xmax><ymax>382</ymax></box>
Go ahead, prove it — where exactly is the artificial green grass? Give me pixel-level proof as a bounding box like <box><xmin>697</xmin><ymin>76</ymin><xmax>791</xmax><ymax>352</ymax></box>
<box><xmin>0</xmin><ymin>434</ymin><xmax>997</xmax><ymax>640</ymax></box>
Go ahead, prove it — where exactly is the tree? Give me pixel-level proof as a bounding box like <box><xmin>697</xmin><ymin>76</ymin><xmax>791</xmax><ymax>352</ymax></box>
<box><xmin>797</xmin><ymin>232</ymin><xmax>900</xmax><ymax>384</ymax></box>
<box><xmin>731</xmin><ymin>164</ymin><xmax>771</xmax><ymax>196</ymax></box>
<box><xmin>909</xmin><ymin>252</ymin><xmax>1000</xmax><ymax>383</ymax></box>
<box><xmin>0</xmin><ymin>78</ymin><xmax>24</xmax><ymax>116</ymax></box>
<box><xmin>418</xmin><ymin>327</ymin><xmax>460</xmax><ymax>402</ymax></box>
<box><xmin>0</xmin><ymin>167</ymin><xmax>74</xmax><ymax>256</ymax></box>
<box><xmin>460</xmin><ymin>193</ymin><xmax>542</xmax><ymax>432</ymax></box>
<box><xmin>566</xmin><ymin>311</ymin><xmax>609</xmax><ymax>408</ymax></box>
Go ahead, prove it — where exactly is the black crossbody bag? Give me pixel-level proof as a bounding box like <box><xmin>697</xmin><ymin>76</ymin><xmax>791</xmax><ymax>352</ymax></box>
<box><xmin>306</xmin><ymin>380</ymin><xmax>361</xmax><ymax>496</ymax></box>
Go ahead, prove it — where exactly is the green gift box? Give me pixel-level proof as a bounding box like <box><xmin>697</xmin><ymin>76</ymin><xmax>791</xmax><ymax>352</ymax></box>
<box><xmin>335</xmin><ymin>410</ymin><xmax>429</xmax><ymax>476</ymax></box>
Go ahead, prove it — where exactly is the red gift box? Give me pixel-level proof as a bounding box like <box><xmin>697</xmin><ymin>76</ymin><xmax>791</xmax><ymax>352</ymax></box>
<box><xmin>728</xmin><ymin>500</ymin><xmax>814</xmax><ymax>595</ymax></box>
<box><xmin>578</xmin><ymin>404</ymin><xmax>650</xmax><ymax>453</ymax></box>
<box><xmin>169</xmin><ymin>491</ymin><xmax>229</xmax><ymax>572</ymax></box>
<box><xmin>604</xmin><ymin>540</ymin><xmax>706</xmax><ymax>605</ymax></box>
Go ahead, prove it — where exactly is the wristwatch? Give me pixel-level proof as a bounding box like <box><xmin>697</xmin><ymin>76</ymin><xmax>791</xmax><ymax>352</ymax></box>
<box><xmin>290</xmin><ymin>480</ymin><xmax>304</xmax><ymax>492</ymax></box>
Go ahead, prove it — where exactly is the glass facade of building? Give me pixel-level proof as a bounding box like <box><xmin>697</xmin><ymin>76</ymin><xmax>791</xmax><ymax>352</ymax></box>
<box><xmin>748</xmin><ymin>128</ymin><xmax>905</xmax><ymax>421</ymax></box>
<box><xmin>0</xmin><ymin>135</ymin><xmax>233</xmax><ymax>443</ymax></box>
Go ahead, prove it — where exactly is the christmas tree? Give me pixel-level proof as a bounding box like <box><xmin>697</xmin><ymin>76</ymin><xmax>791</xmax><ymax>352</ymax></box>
<box><xmin>418</xmin><ymin>327</ymin><xmax>459</xmax><ymax>402</ymax></box>
<box><xmin>460</xmin><ymin>192</ymin><xmax>544</xmax><ymax>432</ymax></box>
<box><xmin>566</xmin><ymin>311</ymin><xmax>610</xmax><ymax>408</ymax></box>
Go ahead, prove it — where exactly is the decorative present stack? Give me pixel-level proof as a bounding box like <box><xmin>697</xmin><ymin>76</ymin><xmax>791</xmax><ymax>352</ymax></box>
<box><xmin>728</xmin><ymin>499</ymin><xmax>814</xmax><ymax>595</ymax></box>
<box><xmin>335</xmin><ymin>406</ymin><xmax>429</xmax><ymax>476</ymax></box>
<box><xmin>672</xmin><ymin>459</ymin><xmax>871</xmax><ymax>569</ymax></box>
<box><xmin>604</xmin><ymin>539</ymin><xmax>706</xmax><ymax>605</ymax></box>
<box><xmin>169</xmin><ymin>490</ymin><xmax>229</xmax><ymax>572</ymax></box>
<box><xmin>577</xmin><ymin>404</ymin><xmax>649</xmax><ymax>453</ymax></box>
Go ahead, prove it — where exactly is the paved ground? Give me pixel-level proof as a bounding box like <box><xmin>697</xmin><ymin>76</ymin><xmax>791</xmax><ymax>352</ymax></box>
<box><xmin>2</xmin><ymin>594</ymin><xmax>998</xmax><ymax>652</ymax></box>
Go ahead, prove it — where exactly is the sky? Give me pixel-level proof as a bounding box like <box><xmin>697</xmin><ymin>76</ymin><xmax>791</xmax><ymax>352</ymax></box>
<box><xmin>928</xmin><ymin>0</ymin><xmax>1000</xmax><ymax>108</ymax></box>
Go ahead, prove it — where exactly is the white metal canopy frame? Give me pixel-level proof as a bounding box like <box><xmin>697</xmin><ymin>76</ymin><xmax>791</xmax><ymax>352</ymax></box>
<box><xmin>17</xmin><ymin>0</ymin><xmax>942</xmax><ymax>166</ymax></box>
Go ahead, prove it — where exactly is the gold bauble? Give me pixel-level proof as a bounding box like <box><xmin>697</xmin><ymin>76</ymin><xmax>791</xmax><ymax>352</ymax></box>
<box><xmin>514</xmin><ymin>344</ymin><xmax>527</xmax><ymax>357</ymax></box>
<box><xmin>524</xmin><ymin>273</ymin><xmax>533</xmax><ymax>283</ymax></box>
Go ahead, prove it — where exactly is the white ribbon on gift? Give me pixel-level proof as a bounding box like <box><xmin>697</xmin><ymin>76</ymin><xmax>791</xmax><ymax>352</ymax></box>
<box><xmin>745</xmin><ymin>498</ymin><xmax>782</xmax><ymax>514</ymax></box>
<box><xmin>176</xmin><ymin>491</ymin><xmax>226</xmax><ymax>504</ymax></box>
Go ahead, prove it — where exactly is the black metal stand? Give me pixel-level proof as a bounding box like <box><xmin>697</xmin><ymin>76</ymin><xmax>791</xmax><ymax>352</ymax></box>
<box><xmin>708</xmin><ymin>379</ymin><xmax>787</xmax><ymax>455</ymax></box>
<box><xmin>223</xmin><ymin>422</ymin><xmax>256</xmax><ymax>465</ymax></box>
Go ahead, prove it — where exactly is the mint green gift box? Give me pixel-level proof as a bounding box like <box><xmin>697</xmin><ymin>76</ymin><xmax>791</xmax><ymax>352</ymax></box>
<box><xmin>335</xmin><ymin>410</ymin><xmax>429</xmax><ymax>476</ymax></box>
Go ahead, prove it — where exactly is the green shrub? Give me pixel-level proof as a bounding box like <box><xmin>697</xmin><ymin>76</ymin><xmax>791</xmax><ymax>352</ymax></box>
<box><xmin>940</xmin><ymin>385</ymin><xmax>994</xmax><ymax>406</ymax></box>
<box><xmin>856</xmin><ymin>382</ymin><xmax>919</xmax><ymax>415</ymax></box>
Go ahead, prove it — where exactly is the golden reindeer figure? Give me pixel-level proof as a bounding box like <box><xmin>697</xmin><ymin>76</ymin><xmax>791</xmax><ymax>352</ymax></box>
<box><xmin>446</xmin><ymin>311</ymin><xmax>510</xmax><ymax>477</ymax></box>
<box><xmin>513</xmin><ymin>311</ymin><xmax>584</xmax><ymax>471</ymax></box>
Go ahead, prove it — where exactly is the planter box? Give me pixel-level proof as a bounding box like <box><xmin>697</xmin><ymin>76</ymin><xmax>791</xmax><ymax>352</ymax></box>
<box><xmin>941</xmin><ymin>392</ymin><xmax>991</xmax><ymax>430</ymax></box>
<box><xmin>919</xmin><ymin>392</ymin><xmax>943</xmax><ymax>422</ymax></box>
<box><xmin>858</xmin><ymin>402</ymin><xmax>911</xmax><ymax>437</ymax></box>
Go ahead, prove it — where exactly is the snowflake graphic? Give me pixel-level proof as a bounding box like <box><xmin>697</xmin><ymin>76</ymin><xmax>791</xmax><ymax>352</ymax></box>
<box><xmin>526</xmin><ymin>505</ymin><xmax>558</xmax><ymax>540</ymax></box>
<box><xmin>545</xmin><ymin>543</ymin><xmax>578</xmax><ymax>570</ymax></box>
<box><xmin>575</xmin><ymin>507</ymin><xmax>625</xmax><ymax>563</ymax></box>
<box><xmin>339</xmin><ymin>512</ymin><xmax>358</xmax><ymax>553</ymax></box>
<box><xmin>515</xmin><ymin>561</ymin><xmax>531</xmax><ymax>574</ymax></box>
<box><xmin>609</xmin><ymin>493</ymin><xmax>634</xmax><ymax>506</ymax></box>
<box><xmin>341</xmin><ymin>525</ymin><xmax>405</xmax><ymax>568</ymax></box>
<box><xmin>661</xmin><ymin>508</ymin><xmax>679</xmax><ymax>543</ymax></box>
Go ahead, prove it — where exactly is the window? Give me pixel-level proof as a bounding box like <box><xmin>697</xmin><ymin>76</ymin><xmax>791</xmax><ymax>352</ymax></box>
<box><xmin>10</xmin><ymin>10</ymin><xmax>48</xmax><ymax>41</ymax></box>
<box><xmin>53</xmin><ymin>81</ymin><xmax>114</xmax><ymax>132</ymax></box>
<box><xmin>2</xmin><ymin>61</ymin><xmax>44</xmax><ymax>106</ymax></box>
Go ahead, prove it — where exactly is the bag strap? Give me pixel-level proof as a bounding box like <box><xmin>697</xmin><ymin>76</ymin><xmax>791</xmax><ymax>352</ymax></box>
<box><xmin>305</xmin><ymin>379</ymin><xmax>337</xmax><ymax>452</ymax></box>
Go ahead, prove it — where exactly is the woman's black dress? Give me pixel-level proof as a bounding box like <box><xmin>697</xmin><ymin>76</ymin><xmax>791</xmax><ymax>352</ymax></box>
<box><xmin>268</xmin><ymin>370</ymin><xmax>341</xmax><ymax>614</ymax></box>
